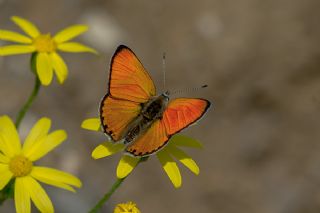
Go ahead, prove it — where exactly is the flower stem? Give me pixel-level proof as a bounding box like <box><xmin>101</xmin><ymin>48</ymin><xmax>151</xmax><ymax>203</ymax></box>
<box><xmin>0</xmin><ymin>179</ymin><xmax>14</xmax><ymax>205</ymax></box>
<box><xmin>88</xmin><ymin>157</ymin><xmax>147</xmax><ymax>212</ymax></box>
<box><xmin>15</xmin><ymin>75</ymin><xmax>41</xmax><ymax>129</ymax></box>
<box><xmin>89</xmin><ymin>178</ymin><xmax>125</xmax><ymax>213</ymax></box>
<box><xmin>15</xmin><ymin>54</ymin><xmax>40</xmax><ymax>129</ymax></box>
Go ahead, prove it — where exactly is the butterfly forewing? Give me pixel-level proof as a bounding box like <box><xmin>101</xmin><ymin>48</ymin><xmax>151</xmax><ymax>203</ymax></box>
<box><xmin>109</xmin><ymin>45</ymin><xmax>156</xmax><ymax>102</ymax></box>
<box><xmin>100</xmin><ymin>45</ymin><xmax>156</xmax><ymax>141</ymax></box>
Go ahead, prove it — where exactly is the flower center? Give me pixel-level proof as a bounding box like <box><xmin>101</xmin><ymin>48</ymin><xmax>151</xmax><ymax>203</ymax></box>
<box><xmin>33</xmin><ymin>34</ymin><xmax>56</xmax><ymax>52</ymax></box>
<box><xmin>9</xmin><ymin>155</ymin><xmax>33</xmax><ymax>177</ymax></box>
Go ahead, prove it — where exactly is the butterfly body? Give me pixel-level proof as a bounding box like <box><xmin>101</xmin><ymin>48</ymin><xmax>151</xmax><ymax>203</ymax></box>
<box><xmin>123</xmin><ymin>93</ymin><xmax>169</xmax><ymax>144</ymax></box>
<box><xmin>100</xmin><ymin>45</ymin><xmax>211</xmax><ymax>157</ymax></box>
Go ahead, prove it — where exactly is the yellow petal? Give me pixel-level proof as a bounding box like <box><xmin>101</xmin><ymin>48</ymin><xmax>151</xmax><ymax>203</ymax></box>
<box><xmin>116</xmin><ymin>155</ymin><xmax>140</xmax><ymax>179</ymax></box>
<box><xmin>31</xmin><ymin>166</ymin><xmax>81</xmax><ymax>192</ymax></box>
<box><xmin>0</xmin><ymin>30</ymin><xmax>32</xmax><ymax>44</ymax></box>
<box><xmin>0</xmin><ymin>45</ymin><xmax>35</xmax><ymax>56</ymax></box>
<box><xmin>26</xmin><ymin>130</ymin><xmax>67</xmax><ymax>161</ymax></box>
<box><xmin>167</xmin><ymin>145</ymin><xmax>199</xmax><ymax>175</ymax></box>
<box><xmin>22</xmin><ymin>117</ymin><xmax>51</xmax><ymax>155</ymax></box>
<box><xmin>0</xmin><ymin>115</ymin><xmax>21</xmax><ymax>157</ymax></box>
<box><xmin>50</xmin><ymin>52</ymin><xmax>68</xmax><ymax>84</ymax></box>
<box><xmin>11</xmin><ymin>16</ymin><xmax>40</xmax><ymax>38</ymax></box>
<box><xmin>36</xmin><ymin>52</ymin><xmax>53</xmax><ymax>86</ymax></box>
<box><xmin>157</xmin><ymin>150</ymin><xmax>182</xmax><ymax>188</ymax></box>
<box><xmin>14</xmin><ymin>177</ymin><xmax>31</xmax><ymax>213</ymax></box>
<box><xmin>57</xmin><ymin>42</ymin><xmax>97</xmax><ymax>54</ymax></box>
<box><xmin>114</xmin><ymin>201</ymin><xmax>141</xmax><ymax>213</ymax></box>
<box><xmin>53</xmin><ymin>25</ymin><xmax>88</xmax><ymax>43</ymax></box>
<box><xmin>24</xmin><ymin>176</ymin><xmax>54</xmax><ymax>213</ymax></box>
<box><xmin>92</xmin><ymin>142</ymin><xmax>124</xmax><ymax>159</ymax></box>
<box><xmin>81</xmin><ymin>118</ymin><xmax>101</xmax><ymax>131</ymax></box>
<box><xmin>0</xmin><ymin>153</ymin><xmax>9</xmax><ymax>163</ymax></box>
<box><xmin>170</xmin><ymin>135</ymin><xmax>203</xmax><ymax>149</ymax></box>
<box><xmin>0</xmin><ymin>164</ymin><xmax>13</xmax><ymax>190</ymax></box>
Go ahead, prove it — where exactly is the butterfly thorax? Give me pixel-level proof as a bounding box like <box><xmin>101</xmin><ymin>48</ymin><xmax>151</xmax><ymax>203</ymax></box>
<box><xmin>123</xmin><ymin>93</ymin><xmax>169</xmax><ymax>144</ymax></box>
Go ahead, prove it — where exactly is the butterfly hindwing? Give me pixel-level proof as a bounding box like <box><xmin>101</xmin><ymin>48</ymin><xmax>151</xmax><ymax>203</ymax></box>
<box><xmin>100</xmin><ymin>96</ymin><xmax>141</xmax><ymax>141</ymax></box>
<box><xmin>126</xmin><ymin>98</ymin><xmax>210</xmax><ymax>156</ymax></box>
<box><xmin>100</xmin><ymin>45</ymin><xmax>156</xmax><ymax>141</ymax></box>
<box><xmin>126</xmin><ymin>120</ymin><xmax>168</xmax><ymax>156</ymax></box>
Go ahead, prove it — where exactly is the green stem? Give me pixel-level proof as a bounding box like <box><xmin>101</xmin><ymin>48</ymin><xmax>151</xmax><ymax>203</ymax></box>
<box><xmin>89</xmin><ymin>178</ymin><xmax>125</xmax><ymax>213</ymax></box>
<box><xmin>88</xmin><ymin>157</ymin><xmax>147</xmax><ymax>213</ymax></box>
<box><xmin>15</xmin><ymin>75</ymin><xmax>41</xmax><ymax>129</ymax></box>
<box><xmin>15</xmin><ymin>53</ymin><xmax>40</xmax><ymax>129</ymax></box>
<box><xmin>0</xmin><ymin>179</ymin><xmax>14</xmax><ymax>205</ymax></box>
<box><xmin>0</xmin><ymin>54</ymin><xmax>41</xmax><ymax>206</ymax></box>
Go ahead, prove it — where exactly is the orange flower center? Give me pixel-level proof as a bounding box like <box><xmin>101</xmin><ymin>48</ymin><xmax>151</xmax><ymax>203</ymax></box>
<box><xmin>9</xmin><ymin>155</ymin><xmax>33</xmax><ymax>177</ymax></box>
<box><xmin>33</xmin><ymin>34</ymin><xmax>56</xmax><ymax>52</ymax></box>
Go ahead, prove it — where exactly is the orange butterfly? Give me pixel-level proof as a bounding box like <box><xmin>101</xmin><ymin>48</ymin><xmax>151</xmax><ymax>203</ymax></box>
<box><xmin>100</xmin><ymin>45</ymin><xmax>210</xmax><ymax>157</ymax></box>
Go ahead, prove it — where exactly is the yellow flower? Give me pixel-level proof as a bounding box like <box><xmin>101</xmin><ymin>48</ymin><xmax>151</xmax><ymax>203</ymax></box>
<box><xmin>114</xmin><ymin>201</ymin><xmax>141</xmax><ymax>213</ymax></box>
<box><xmin>0</xmin><ymin>16</ymin><xmax>97</xmax><ymax>86</ymax></box>
<box><xmin>82</xmin><ymin>118</ymin><xmax>202</xmax><ymax>188</ymax></box>
<box><xmin>0</xmin><ymin>116</ymin><xmax>82</xmax><ymax>213</ymax></box>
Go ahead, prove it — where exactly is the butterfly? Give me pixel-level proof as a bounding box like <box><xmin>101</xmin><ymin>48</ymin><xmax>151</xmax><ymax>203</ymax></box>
<box><xmin>100</xmin><ymin>45</ymin><xmax>211</xmax><ymax>157</ymax></box>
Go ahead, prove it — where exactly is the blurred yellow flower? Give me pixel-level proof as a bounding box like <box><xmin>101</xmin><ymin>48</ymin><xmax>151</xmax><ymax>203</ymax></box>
<box><xmin>0</xmin><ymin>116</ymin><xmax>81</xmax><ymax>213</ymax></box>
<box><xmin>0</xmin><ymin>16</ymin><xmax>97</xmax><ymax>86</ymax></box>
<box><xmin>82</xmin><ymin>118</ymin><xmax>202</xmax><ymax>188</ymax></box>
<box><xmin>114</xmin><ymin>201</ymin><xmax>141</xmax><ymax>213</ymax></box>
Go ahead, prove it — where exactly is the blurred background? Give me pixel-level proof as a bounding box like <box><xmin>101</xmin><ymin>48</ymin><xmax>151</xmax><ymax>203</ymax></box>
<box><xmin>1</xmin><ymin>0</ymin><xmax>320</xmax><ymax>212</ymax></box>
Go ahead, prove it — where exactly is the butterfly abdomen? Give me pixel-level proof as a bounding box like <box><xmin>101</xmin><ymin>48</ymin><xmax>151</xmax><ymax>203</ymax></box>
<box><xmin>123</xmin><ymin>94</ymin><xmax>169</xmax><ymax>145</ymax></box>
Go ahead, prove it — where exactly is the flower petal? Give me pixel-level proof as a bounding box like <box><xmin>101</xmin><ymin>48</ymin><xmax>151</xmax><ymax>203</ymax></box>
<box><xmin>14</xmin><ymin>177</ymin><xmax>31</xmax><ymax>213</ymax></box>
<box><xmin>31</xmin><ymin>166</ymin><xmax>81</xmax><ymax>193</ymax></box>
<box><xmin>57</xmin><ymin>42</ymin><xmax>97</xmax><ymax>54</ymax></box>
<box><xmin>92</xmin><ymin>142</ymin><xmax>124</xmax><ymax>159</ymax></box>
<box><xmin>0</xmin><ymin>164</ymin><xmax>13</xmax><ymax>190</ymax></box>
<box><xmin>50</xmin><ymin>52</ymin><xmax>68</xmax><ymax>84</ymax></box>
<box><xmin>0</xmin><ymin>153</ymin><xmax>9</xmax><ymax>163</ymax></box>
<box><xmin>53</xmin><ymin>25</ymin><xmax>88</xmax><ymax>43</ymax></box>
<box><xmin>0</xmin><ymin>115</ymin><xmax>21</xmax><ymax>157</ymax></box>
<box><xmin>0</xmin><ymin>30</ymin><xmax>32</xmax><ymax>44</ymax></box>
<box><xmin>81</xmin><ymin>118</ymin><xmax>101</xmax><ymax>131</ymax></box>
<box><xmin>114</xmin><ymin>201</ymin><xmax>141</xmax><ymax>213</ymax></box>
<box><xmin>170</xmin><ymin>135</ymin><xmax>203</xmax><ymax>149</ymax></box>
<box><xmin>0</xmin><ymin>45</ymin><xmax>35</xmax><ymax>56</ymax></box>
<box><xmin>157</xmin><ymin>150</ymin><xmax>182</xmax><ymax>188</ymax></box>
<box><xmin>116</xmin><ymin>155</ymin><xmax>140</xmax><ymax>179</ymax></box>
<box><xmin>22</xmin><ymin>117</ymin><xmax>51</xmax><ymax>155</ymax></box>
<box><xmin>24</xmin><ymin>176</ymin><xmax>54</xmax><ymax>213</ymax></box>
<box><xmin>167</xmin><ymin>145</ymin><xmax>199</xmax><ymax>175</ymax></box>
<box><xmin>11</xmin><ymin>16</ymin><xmax>40</xmax><ymax>38</ymax></box>
<box><xmin>36</xmin><ymin>52</ymin><xmax>53</xmax><ymax>86</ymax></box>
<box><xmin>26</xmin><ymin>130</ymin><xmax>67</xmax><ymax>161</ymax></box>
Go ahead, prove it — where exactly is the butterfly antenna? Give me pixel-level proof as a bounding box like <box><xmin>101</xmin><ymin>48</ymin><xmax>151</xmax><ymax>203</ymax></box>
<box><xmin>162</xmin><ymin>52</ymin><xmax>166</xmax><ymax>92</ymax></box>
<box><xmin>171</xmin><ymin>84</ymin><xmax>208</xmax><ymax>95</ymax></box>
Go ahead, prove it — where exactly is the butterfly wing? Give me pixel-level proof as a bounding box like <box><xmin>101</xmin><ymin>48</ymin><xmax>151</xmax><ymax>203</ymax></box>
<box><xmin>100</xmin><ymin>45</ymin><xmax>156</xmax><ymax>141</ymax></box>
<box><xmin>126</xmin><ymin>98</ymin><xmax>211</xmax><ymax>156</ymax></box>
<box><xmin>162</xmin><ymin>98</ymin><xmax>211</xmax><ymax>135</ymax></box>
<box><xmin>108</xmin><ymin>45</ymin><xmax>156</xmax><ymax>102</ymax></box>
<box><xmin>126</xmin><ymin>120</ymin><xmax>168</xmax><ymax>156</ymax></box>
<box><xmin>100</xmin><ymin>96</ymin><xmax>141</xmax><ymax>141</ymax></box>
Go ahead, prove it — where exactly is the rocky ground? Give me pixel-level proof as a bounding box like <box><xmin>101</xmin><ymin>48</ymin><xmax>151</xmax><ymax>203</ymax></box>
<box><xmin>1</xmin><ymin>0</ymin><xmax>320</xmax><ymax>212</ymax></box>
